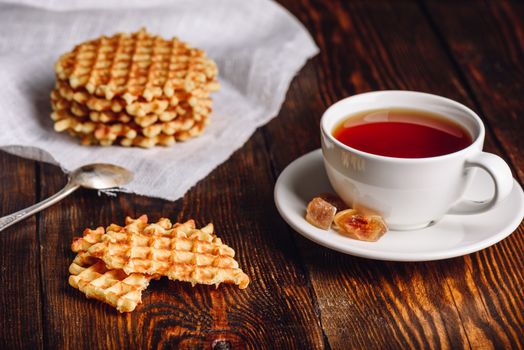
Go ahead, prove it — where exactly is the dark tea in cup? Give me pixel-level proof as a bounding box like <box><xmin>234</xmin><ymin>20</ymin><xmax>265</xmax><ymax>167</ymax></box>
<box><xmin>332</xmin><ymin>109</ymin><xmax>472</xmax><ymax>158</ymax></box>
<box><xmin>321</xmin><ymin>91</ymin><xmax>513</xmax><ymax>229</ymax></box>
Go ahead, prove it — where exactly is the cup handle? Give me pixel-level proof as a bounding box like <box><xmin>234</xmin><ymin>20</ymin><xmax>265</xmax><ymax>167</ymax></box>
<box><xmin>449</xmin><ymin>152</ymin><xmax>513</xmax><ymax>215</ymax></box>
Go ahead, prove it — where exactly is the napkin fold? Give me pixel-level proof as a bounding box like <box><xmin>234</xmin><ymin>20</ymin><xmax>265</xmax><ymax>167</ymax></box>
<box><xmin>0</xmin><ymin>0</ymin><xmax>318</xmax><ymax>200</ymax></box>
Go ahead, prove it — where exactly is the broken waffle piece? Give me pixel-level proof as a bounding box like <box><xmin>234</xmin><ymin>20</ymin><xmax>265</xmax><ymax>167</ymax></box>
<box><xmin>69</xmin><ymin>252</ymin><xmax>155</xmax><ymax>313</ymax></box>
<box><xmin>306</xmin><ymin>197</ymin><xmax>338</xmax><ymax>230</ymax></box>
<box><xmin>87</xmin><ymin>215</ymin><xmax>250</xmax><ymax>289</ymax></box>
<box><xmin>68</xmin><ymin>221</ymin><xmax>156</xmax><ymax>312</ymax></box>
<box><xmin>333</xmin><ymin>209</ymin><xmax>388</xmax><ymax>242</ymax></box>
<box><xmin>71</xmin><ymin>226</ymin><xmax>105</xmax><ymax>252</ymax></box>
<box><xmin>68</xmin><ymin>215</ymin><xmax>249</xmax><ymax>313</ymax></box>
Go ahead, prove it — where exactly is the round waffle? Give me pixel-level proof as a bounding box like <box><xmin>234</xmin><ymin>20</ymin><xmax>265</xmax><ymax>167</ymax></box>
<box><xmin>54</xmin><ymin>80</ymin><xmax>215</xmax><ymax>117</ymax></box>
<box><xmin>51</xmin><ymin>29</ymin><xmax>219</xmax><ymax>147</ymax></box>
<box><xmin>51</xmin><ymin>88</ymin><xmax>211</xmax><ymax>127</ymax></box>
<box><xmin>51</xmin><ymin>103</ymin><xmax>208</xmax><ymax>148</ymax></box>
<box><xmin>55</xmin><ymin>28</ymin><xmax>218</xmax><ymax>101</ymax></box>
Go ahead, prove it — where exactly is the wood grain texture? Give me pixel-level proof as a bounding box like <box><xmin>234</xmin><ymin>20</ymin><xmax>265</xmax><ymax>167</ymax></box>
<box><xmin>36</xmin><ymin>133</ymin><xmax>324</xmax><ymax>349</ymax></box>
<box><xmin>1</xmin><ymin>1</ymin><xmax>523</xmax><ymax>349</ymax></box>
<box><xmin>271</xmin><ymin>0</ymin><xmax>524</xmax><ymax>348</ymax></box>
<box><xmin>422</xmin><ymin>1</ymin><xmax>524</xmax><ymax>348</ymax></box>
<box><xmin>0</xmin><ymin>152</ymin><xmax>42</xmax><ymax>350</ymax></box>
<box><xmin>424</xmin><ymin>0</ymin><xmax>524</xmax><ymax>184</ymax></box>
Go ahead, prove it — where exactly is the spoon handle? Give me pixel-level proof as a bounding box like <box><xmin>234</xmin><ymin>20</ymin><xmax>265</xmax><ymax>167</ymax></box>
<box><xmin>0</xmin><ymin>182</ymin><xmax>79</xmax><ymax>232</ymax></box>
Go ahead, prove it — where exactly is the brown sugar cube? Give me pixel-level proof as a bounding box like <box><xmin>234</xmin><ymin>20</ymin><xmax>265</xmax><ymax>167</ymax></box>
<box><xmin>317</xmin><ymin>192</ymin><xmax>349</xmax><ymax>212</ymax></box>
<box><xmin>333</xmin><ymin>209</ymin><xmax>388</xmax><ymax>242</ymax></box>
<box><xmin>306</xmin><ymin>197</ymin><xmax>337</xmax><ymax>230</ymax></box>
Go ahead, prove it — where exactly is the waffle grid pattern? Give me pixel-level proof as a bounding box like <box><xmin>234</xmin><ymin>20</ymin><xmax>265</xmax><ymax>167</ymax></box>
<box><xmin>51</xmin><ymin>29</ymin><xmax>219</xmax><ymax>147</ymax></box>
<box><xmin>69</xmin><ymin>252</ymin><xmax>154</xmax><ymax>313</ymax></box>
<box><xmin>56</xmin><ymin>29</ymin><xmax>218</xmax><ymax>101</ymax></box>
<box><xmin>88</xmin><ymin>218</ymin><xmax>250</xmax><ymax>289</ymax></box>
<box><xmin>68</xmin><ymin>216</ymin><xmax>250</xmax><ymax>312</ymax></box>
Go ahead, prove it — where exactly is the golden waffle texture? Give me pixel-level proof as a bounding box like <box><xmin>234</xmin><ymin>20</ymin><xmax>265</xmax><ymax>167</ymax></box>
<box><xmin>69</xmin><ymin>224</ymin><xmax>156</xmax><ymax>312</ymax></box>
<box><xmin>68</xmin><ymin>216</ymin><xmax>249</xmax><ymax>312</ymax></box>
<box><xmin>69</xmin><ymin>252</ymin><xmax>155</xmax><ymax>313</ymax></box>
<box><xmin>88</xmin><ymin>216</ymin><xmax>250</xmax><ymax>289</ymax></box>
<box><xmin>51</xmin><ymin>28</ymin><xmax>219</xmax><ymax>147</ymax></box>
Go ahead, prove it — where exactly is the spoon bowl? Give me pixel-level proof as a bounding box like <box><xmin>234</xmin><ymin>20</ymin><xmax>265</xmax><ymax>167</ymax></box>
<box><xmin>70</xmin><ymin>163</ymin><xmax>134</xmax><ymax>189</ymax></box>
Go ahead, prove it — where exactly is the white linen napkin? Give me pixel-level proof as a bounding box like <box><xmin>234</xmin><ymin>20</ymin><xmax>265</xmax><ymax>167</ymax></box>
<box><xmin>0</xmin><ymin>0</ymin><xmax>318</xmax><ymax>200</ymax></box>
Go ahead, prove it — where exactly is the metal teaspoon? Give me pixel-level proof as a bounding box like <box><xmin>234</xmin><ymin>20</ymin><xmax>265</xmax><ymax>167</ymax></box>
<box><xmin>0</xmin><ymin>163</ymin><xmax>133</xmax><ymax>232</ymax></box>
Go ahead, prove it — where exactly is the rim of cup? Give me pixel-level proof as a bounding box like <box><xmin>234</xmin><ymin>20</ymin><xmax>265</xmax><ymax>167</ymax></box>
<box><xmin>320</xmin><ymin>90</ymin><xmax>486</xmax><ymax>163</ymax></box>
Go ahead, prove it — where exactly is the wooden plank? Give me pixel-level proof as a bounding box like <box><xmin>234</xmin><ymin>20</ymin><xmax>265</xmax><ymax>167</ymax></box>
<box><xmin>423</xmin><ymin>0</ymin><xmax>524</xmax><ymax>184</ymax></box>
<box><xmin>2</xmin><ymin>1</ymin><xmax>521</xmax><ymax>348</ymax></box>
<box><xmin>421</xmin><ymin>1</ymin><xmax>524</xmax><ymax>347</ymax></box>
<box><xmin>0</xmin><ymin>151</ymin><xmax>43</xmax><ymax>349</ymax></box>
<box><xmin>271</xmin><ymin>0</ymin><xmax>523</xmax><ymax>348</ymax></box>
<box><xmin>37</xmin><ymin>133</ymin><xmax>324</xmax><ymax>349</ymax></box>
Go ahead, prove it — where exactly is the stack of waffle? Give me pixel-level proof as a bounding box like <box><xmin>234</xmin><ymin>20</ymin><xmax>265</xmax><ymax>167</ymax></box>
<box><xmin>51</xmin><ymin>29</ymin><xmax>219</xmax><ymax>147</ymax></box>
<box><xmin>69</xmin><ymin>215</ymin><xmax>249</xmax><ymax>312</ymax></box>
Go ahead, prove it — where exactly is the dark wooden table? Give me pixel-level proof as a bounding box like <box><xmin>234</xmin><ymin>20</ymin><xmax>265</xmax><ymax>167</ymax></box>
<box><xmin>1</xmin><ymin>1</ymin><xmax>523</xmax><ymax>349</ymax></box>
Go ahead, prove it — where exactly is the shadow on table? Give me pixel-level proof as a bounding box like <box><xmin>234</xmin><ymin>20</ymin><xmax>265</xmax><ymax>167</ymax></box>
<box><xmin>290</xmin><ymin>231</ymin><xmax>469</xmax><ymax>284</ymax></box>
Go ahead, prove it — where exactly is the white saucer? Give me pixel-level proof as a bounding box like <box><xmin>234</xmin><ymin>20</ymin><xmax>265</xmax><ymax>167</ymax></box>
<box><xmin>274</xmin><ymin>149</ymin><xmax>524</xmax><ymax>261</ymax></box>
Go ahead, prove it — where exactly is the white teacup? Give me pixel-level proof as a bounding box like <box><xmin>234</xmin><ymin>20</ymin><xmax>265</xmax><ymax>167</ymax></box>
<box><xmin>320</xmin><ymin>91</ymin><xmax>514</xmax><ymax>230</ymax></box>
